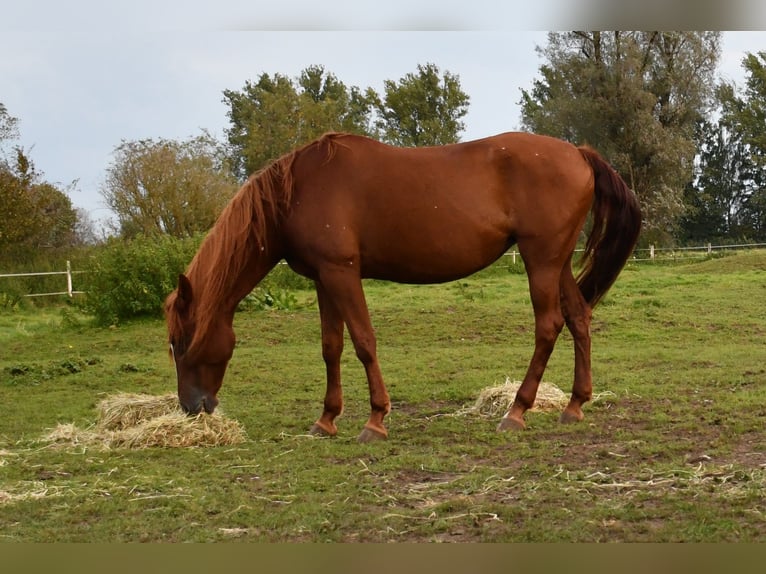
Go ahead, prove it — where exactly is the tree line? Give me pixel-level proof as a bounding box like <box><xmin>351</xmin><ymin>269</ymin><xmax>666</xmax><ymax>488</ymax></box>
<box><xmin>2</xmin><ymin>33</ymin><xmax>765</xmax><ymax>268</ymax></box>
<box><xmin>520</xmin><ymin>32</ymin><xmax>765</xmax><ymax>245</ymax></box>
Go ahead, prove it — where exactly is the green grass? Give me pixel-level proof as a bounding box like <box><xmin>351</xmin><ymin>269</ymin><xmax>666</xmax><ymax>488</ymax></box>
<box><xmin>1</xmin><ymin>251</ymin><xmax>766</xmax><ymax>541</ymax></box>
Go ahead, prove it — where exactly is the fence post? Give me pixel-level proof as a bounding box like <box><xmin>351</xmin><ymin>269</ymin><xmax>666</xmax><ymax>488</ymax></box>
<box><xmin>66</xmin><ymin>260</ymin><xmax>73</xmax><ymax>298</ymax></box>
<box><xmin>650</xmin><ymin>245</ymin><xmax>655</xmax><ymax>260</ymax></box>
<box><xmin>512</xmin><ymin>250</ymin><xmax>517</xmax><ymax>264</ymax></box>
<box><xmin>707</xmin><ymin>243</ymin><xmax>712</xmax><ymax>255</ymax></box>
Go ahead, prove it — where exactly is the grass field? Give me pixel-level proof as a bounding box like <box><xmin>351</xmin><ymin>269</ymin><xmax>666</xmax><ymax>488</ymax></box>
<box><xmin>1</xmin><ymin>251</ymin><xmax>765</xmax><ymax>542</ymax></box>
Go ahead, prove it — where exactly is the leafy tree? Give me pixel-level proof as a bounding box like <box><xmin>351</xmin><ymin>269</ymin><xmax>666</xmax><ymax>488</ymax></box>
<box><xmin>681</xmin><ymin>119</ymin><xmax>755</xmax><ymax>242</ymax></box>
<box><xmin>101</xmin><ymin>133</ymin><xmax>238</xmax><ymax>239</ymax></box>
<box><xmin>521</xmin><ymin>32</ymin><xmax>721</xmax><ymax>245</ymax></box>
<box><xmin>222</xmin><ymin>64</ymin><xmax>471</xmax><ymax>179</ymax></box>
<box><xmin>719</xmin><ymin>52</ymin><xmax>766</xmax><ymax>171</ymax></box>
<box><xmin>223</xmin><ymin>65</ymin><xmax>374</xmax><ymax>179</ymax></box>
<box><xmin>0</xmin><ymin>147</ymin><xmax>78</xmax><ymax>255</ymax></box>
<box><xmin>371</xmin><ymin>63</ymin><xmax>469</xmax><ymax>147</ymax></box>
<box><xmin>1</xmin><ymin>104</ymin><xmax>94</xmax><ymax>258</ymax></box>
<box><xmin>717</xmin><ymin>51</ymin><xmax>766</xmax><ymax>240</ymax></box>
<box><xmin>0</xmin><ymin>103</ymin><xmax>19</xmax><ymax>146</ymax></box>
<box><xmin>0</xmin><ymin>150</ymin><xmax>35</xmax><ymax>249</ymax></box>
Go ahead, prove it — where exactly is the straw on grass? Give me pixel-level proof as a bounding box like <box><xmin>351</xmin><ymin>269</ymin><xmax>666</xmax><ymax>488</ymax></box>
<box><xmin>40</xmin><ymin>393</ymin><xmax>246</xmax><ymax>450</ymax></box>
<box><xmin>457</xmin><ymin>377</ymin><xmax>569</xmax><ymax>418</ymax></box>
<box><xmin>97</xmin><ymin>393</ymin><xmax>180</xmax><ymax>430</ymax></box>
<box><xmin>111</xmin><ymin>412</ymin><xmax>247</xmax><ymax>449</ymax></box>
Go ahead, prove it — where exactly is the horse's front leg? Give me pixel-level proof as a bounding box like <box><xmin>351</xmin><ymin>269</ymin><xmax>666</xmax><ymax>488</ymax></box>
<box><xmin>317</xmin><ymin>267</ymin><xmax>390</xmax><ymax>442</ymax></box>
<box><xmin>309</xmin><ymin>281</ymin><xmax>345</xmax><ymax>437</ymax></box>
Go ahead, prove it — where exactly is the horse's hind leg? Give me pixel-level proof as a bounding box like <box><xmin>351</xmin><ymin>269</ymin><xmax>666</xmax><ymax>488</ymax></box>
<box><xmin>310</xmin><ymin>281</ymin><xmax>345</xmax><ymax>437</ymax></box>
<box><xmin>498</xmin><ymin>262</ymin><xmax>565</xmax><ymax>431</ymax></box>
<box><xmin>317</xmin><ymin>267</ymin><xmax>391</xmax><ymax>442</ymax></box>
<box><xmin>559</xmin><ymin>258</ymin><xmax>593</xmax><ymax>423</ymax></box>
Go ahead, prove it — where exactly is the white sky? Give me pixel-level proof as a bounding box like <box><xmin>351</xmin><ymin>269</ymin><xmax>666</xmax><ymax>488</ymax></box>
<box><xmin>2</xmin><ymin>2</ymin><xmax>765</xmax><ymax>226</ymax></box>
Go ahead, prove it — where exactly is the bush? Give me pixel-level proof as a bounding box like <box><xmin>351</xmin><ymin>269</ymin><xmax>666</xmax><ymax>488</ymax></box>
<box><xmin>0</xmin><ymin>289</ymin><xmax>25</xmax><ymax>311</ymax></box>
<box><xmin>78</xmin><ymin>234</ymin><xmax>201</xmax><ymax>325</ymax></box>
<box><xmin>238</xmin><ymin>287</ymin><xmax>300</xmax><ymax>312</ymax></box>
<box><xmin>260</xmin><ymin>262</ymin><xmax>313</xmax><ymax>291</ymax></box>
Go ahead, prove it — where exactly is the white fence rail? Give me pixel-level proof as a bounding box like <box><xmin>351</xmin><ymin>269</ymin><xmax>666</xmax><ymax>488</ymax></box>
<box><xmin>2</xmin><ymin>242</ymin><xmax>765</xmax><ymax>298</ymax></box>
<box><xmin>503</xmin><ymin>241</ymin><xmax>766</xmax><ymax>264</ymax></box>
<box><xmin>0</xmin><ymin>260</ymin><xmax>84</xmax><ymax>298</ymax></box>
<box><xmin>632</xmin><ymin>242</ymin><xmax>766</xmax><ymax>262</ymax></box>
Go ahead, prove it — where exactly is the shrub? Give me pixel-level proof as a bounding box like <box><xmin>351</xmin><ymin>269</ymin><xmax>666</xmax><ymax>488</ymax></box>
<box><xmin>260</xmin><ymin>263</ymin><xmax>313</xmax><ymax>291</ymax></box>
<box><xmin>238</xmin><ymin>287</ymin><xmax>300</xmax><ymax>312</ymax></box>
<box><xmin>78</xmin><ymin>234</ymin><xmax>200</xmax><ymax>325</ymax></box>
<box><xmin>0</xmin><ymin>289</ymin><xmax>25</xmax><ymax>311</ymax></box>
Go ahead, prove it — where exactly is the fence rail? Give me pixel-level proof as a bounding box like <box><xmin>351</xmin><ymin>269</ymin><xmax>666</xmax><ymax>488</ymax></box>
<box><xmin>0</xmin><ymin>260</ymin><xmax>83</xmax><ymax>298</ymax></box>
<box><xmin>502</xmin><ymin>241</ymin><xmax>766</xmax><ymax>264</ymax></box>
<box><xmin>2</xmin><ymin>242</ymin><xmax>765</xmax><ymax>298</ymax></box>
<box><xmin>632</xmin><ymin>242</ymin><xmax>766</xmax><ymax>262</ymax></box>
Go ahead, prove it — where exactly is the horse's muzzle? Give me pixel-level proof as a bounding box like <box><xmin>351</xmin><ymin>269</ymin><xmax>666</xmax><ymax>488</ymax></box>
<box><xmin>179</xmin><ymin>394</ymin><xmax>219</xmax><ymax>415</ymax></box>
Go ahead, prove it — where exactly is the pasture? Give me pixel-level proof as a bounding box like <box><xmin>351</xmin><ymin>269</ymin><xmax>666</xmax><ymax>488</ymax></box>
<box><xmin>1</xmin><ymin>251</ymin><xmax>765</xmax><ymax>542</ymax></box>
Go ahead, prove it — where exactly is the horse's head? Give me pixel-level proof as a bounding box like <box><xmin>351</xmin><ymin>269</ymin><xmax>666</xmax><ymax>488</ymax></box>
<box><xmin>165</xmin><ymin>274</ymin><xmax>235</xmax><ymax>415</ymax></box>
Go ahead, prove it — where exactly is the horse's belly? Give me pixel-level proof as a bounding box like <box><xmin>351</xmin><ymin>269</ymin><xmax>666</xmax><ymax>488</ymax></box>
<box><xmin>359</xmin><ymin>228</ymin><xmax>513</xmax><ymax>284</ymax></box>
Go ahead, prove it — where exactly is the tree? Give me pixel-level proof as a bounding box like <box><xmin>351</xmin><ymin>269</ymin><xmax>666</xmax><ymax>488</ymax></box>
<box><xmin>371</xmin><ymin>63</ymin><xmax>469</xmax><ymax>147</ymax></box>
<box><xmin>520</xmin><ymin>32</ymin><xmax>721</xmax><ymax>245</ymax></box>
<box><xmin>73</xmin><ymin>207</ymin><xmax>101</xmax><ymax>245</ymax></box>
<box><xmin>0</xmin><ymin>103</ymin><xmax>19</xmax><ymax>147</ymax></box>
<box><xmin>719</xmin><ymin>52</ymin><xmax>766</xmax><ymax>170</ymax></box>
<box><xmin>101</xmin><ymin>133</ymin><xmax>238</xmax><ymax>239</ymax></box>
<box><xmin>1</xmin><ymin>103</ymin><xmax>94</xmax><ymax>256</ymax></box>
<box><xmin>717</xmin><ymin>51</ymin><xmax>766</xmax><ymax>240</ymax></box>
<box><xmin>0</xmin><ymin>147</ymin><xmax>79</xmax><ymax>254</ymax></box>
<box><xmin>681</xmin><ymin>119</ymin><xmax>755</xmax><ymax>242</ymax></box>
<box><xmin>222</xmin><ymin>64</ymin><xmax>471</xmax><ymax>179</ymax></box>
<box><xmin>223</xmin><ymin>66</ymin><xmax>374</xmax><ymax>179</ymax></box>
<box><xmin>0</xmin><ymin>149</ymin><xmax>37</xmax><ymax>249</ymax></box>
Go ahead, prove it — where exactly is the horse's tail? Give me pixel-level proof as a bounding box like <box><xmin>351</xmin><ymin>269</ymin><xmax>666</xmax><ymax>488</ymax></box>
<box><xmin>575</xmin><ymin>146</ymin><xmax>642</xmax><ymax>308</ymax></box>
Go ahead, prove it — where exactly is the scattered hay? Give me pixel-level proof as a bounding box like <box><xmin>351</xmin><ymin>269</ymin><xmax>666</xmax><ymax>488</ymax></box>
<box><xmin>457</xmin><ymin>377</ymin><xmax>569</xmax><ymax>418</ymax></box>
<box><xmin>0</xmin><ymin>449</ymin><xmax>18</xmax><ymax>467</ymax></box>
<box><xmin>41</xmin><ymin>423</ymin><xmax>100</xmax><ymax>447</ymax></box>
<box><xmin>40</xmin><ymin>393</ymin><xmax>247</xmax><ymax>450</ymax></box>
<box><xmin>0</xmin><ymin>481</ymin><xmax>60</xmax><ymax>505</ymax></box>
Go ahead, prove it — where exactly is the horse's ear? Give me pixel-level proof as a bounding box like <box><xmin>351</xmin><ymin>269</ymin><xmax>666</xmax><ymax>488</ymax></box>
<box><xmin>175</xmin><ymin>274</ymin><xmax>193</xmax><ymax>311</ymax></box>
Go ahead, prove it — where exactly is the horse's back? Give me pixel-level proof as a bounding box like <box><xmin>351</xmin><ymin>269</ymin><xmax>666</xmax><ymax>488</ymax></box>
<box><xmin>283</xmin><ymin>133</ymin><xmax>594</xmax><ymax>283</ymax></box>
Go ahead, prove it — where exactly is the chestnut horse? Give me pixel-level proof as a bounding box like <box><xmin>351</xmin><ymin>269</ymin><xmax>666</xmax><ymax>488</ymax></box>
<box><xmin>165</xmin><ymin>132</ymin><xmax>641</xmax><ymax>442</ymax></box>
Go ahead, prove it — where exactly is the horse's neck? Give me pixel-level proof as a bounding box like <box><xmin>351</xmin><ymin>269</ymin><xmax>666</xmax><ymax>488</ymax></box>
<box><xmin>189</xmin><ymin>243</ymin><xmax>282</xmax><ymax>319</ymax></box>
<box><xmin>227</xmin><ymin>248</ymin><xmax>282</xmax><ymax>308</ymax></box>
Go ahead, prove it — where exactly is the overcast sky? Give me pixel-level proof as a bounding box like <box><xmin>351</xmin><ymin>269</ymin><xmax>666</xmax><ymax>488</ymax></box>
<box><xmin>3</xmin><ymin>2</ymin><xmax>766</xmax><ymax>226</ymax></box>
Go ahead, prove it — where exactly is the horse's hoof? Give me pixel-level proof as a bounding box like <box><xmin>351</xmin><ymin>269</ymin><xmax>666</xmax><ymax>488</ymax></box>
<box><xmin>497</xmin><ymin>415</ymin><xmax>526</xmax><ymax>431</ymax></box>
<box><xmin>309</xmin><ymin>422</ymin><xmax>337</xmax><ymax>437</ymax></box>
<box><xmin>559</xmin><ymin>409</ymin><xmax>584</xmax><ymax>424</ymax></box>
<box><xmin>357</xmin><ymin>426</ymin><xmax>387</xmax><ymax>443</ymax></box>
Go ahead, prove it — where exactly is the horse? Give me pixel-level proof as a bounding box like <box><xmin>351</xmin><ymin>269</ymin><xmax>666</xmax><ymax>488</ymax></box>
<box><xmin>165</xmin><ymin>131</ymin><xmax>641</xmax><ymax>442</ymax></box>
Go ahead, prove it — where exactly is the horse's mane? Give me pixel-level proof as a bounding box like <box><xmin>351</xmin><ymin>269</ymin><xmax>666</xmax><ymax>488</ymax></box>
<box><xmin>166</xmin><ymin>132</ymin><xmax>348</xmax><ymax>355</ymax></box>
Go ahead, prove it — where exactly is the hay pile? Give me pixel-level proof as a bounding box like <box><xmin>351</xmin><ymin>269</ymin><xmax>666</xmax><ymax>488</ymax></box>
<box><xmin>457</xmin><ymin>377</ymin><xmax>569</xmax><ymax>418</ymax></box>
<box><xmin>41</xmin><ymin>393</ymin><xmax>247</xmax><ymax>449</ymax></box>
